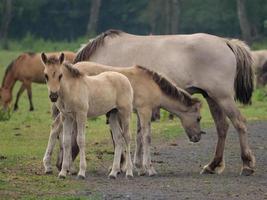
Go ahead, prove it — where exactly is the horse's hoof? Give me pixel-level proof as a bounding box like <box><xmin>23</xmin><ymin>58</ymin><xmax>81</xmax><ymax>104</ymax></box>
<box><xmin>200</xmin><ymin>166</ymin><xmax>215</xmax><ymax>175</ymax></box>
<box><xmin>148</xmin><ymin>168</ymin><xmax>157</xmax><ymax>177</ymax></box>
<box><xmin>77</xmin><ymin>175</ymin><xmax>85</xmax><ymax>180</ymax></box>
<box><xmin>58</xmin><ymin>174</ymin><xmax>66</xmax><ymax>179</ymax></box>
<box><xmin>29</xmin><ymin>107</ymin><xmax>34</xmax><ymax>111</ymax></box>
<box><xmin>126</xmin><ymin>174</ymin><xmax>134</xmax><ymax>179</ymax></box>
<box><xmin>137</xmin><ymin>169</ymin><xmax>146</xmax><ymax>176</ymax></box>
<box><xmin>108</xmin><ymin>174</ymin><xmax>117</xmax><ymax>179</ymax></box>
<box><xmin>45</xmin><ymin>170</ymin><xmax>53</xmax><ymax>175</ymax></box>
<box><xmin>240</xmin><ymin>167</ymin><xmax>254</xmax><ymax>176</ymax></box>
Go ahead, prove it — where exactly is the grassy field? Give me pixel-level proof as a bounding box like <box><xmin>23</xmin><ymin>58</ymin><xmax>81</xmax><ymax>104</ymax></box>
<box><xmin>0</xmin><ymin>50</ymin><xmax>267</xmax><ymax>199</ymax></box>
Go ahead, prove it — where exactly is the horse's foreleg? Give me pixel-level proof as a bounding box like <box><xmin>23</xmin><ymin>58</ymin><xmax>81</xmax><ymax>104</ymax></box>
<box><xmin>133</xmin><ymin>113</ymin><xmax>143</xmax><ymax>170</ymax></box>
<box><xmin>138</xmin><ymin>108</ymin><xmax>157</xmax><ymax>176</ymax></box>
<box><xmin>25</xmin><ymin>82</ymin><xmax>34</xmax><ymax>111</ymax></box>
<box><xmin>75</xmin><ymin>113</ymin><xmax>87</xmax><ymax>179</ymax></box>
<box><xmin>201</xmin><ymin>97</ymin><xmax>229</xmax><ymax>175</ymax></box>
<box><xmin>43</xmin><ymin>114</ymin><xmax>62</xmax><ymax>174</ymax></box>
<box><xmin>58</xmin><ymin>116</ymin><xmax>73</xmax><ymax>179</ymax></box>
<box><xmin>219</xmin><ymin>97</ymin><xmax>255</xmax><ymax>176</ymax></box>
<box><xmin>14</xmin><ymin>84</ymin><xmax>26</xmax><ymax>111</ymax></box>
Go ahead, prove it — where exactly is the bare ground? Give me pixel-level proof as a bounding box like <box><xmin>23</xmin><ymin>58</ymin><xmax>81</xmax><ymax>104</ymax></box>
<box><xmin>78</xmin><ymin>121</ymin><xmax>267</xmax><ymax>200</ymax></box>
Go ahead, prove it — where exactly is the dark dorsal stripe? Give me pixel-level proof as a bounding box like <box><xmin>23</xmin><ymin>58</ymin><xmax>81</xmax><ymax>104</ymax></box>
<box><xmin>74</xmin><ymin>29</ymin><xmax>122</xmax><ymax>63</ymax></box>
<box><xmin>135</xmin><ymin>66</ymin><xmax>199</xmax><ymax>107</ymax></box>
<box><xmin>63</xmin><ymin>62</ymin><xmax>83</xmax><ymax>78</ymax></box>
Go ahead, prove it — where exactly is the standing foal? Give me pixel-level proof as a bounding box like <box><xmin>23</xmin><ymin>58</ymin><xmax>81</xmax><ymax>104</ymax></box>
<box><xmin>41</xmin><ymin>52</ymin><xmax>134</xmax><ymax>179</ymax></box>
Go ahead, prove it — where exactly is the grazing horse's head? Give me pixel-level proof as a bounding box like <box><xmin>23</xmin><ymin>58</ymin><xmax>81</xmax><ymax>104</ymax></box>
<box><xmin>180</xmin><ymin>100</ymin><xmax>205</xmax><ymax>143</ymax></box>
<box><xmin>41</xmin><ymin>52</ymin><xmax>65</xmax><ymax>103</ymax></box>
<box><xmin>0</xmin><ymin>87</ymin><xmax>12</xmax><ymax>111</ymax></box>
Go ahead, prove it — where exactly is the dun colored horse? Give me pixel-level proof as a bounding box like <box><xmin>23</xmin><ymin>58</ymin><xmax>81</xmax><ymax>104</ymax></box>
<box><xmin>41</xmin><ymin>53</ymin><xmax>134</xmax><ymax>179</ymax></box>
<box><xmin>252</xmin><ymin>50</ymin><xmax>267</xmax><ymax>87</ymax></box>
<box><xmin>75</xmin><ymin>29</ymin><xmax>255</xmax><ymax>176</ymax></box>
<box><xmin>44</xmin><ymin>61</ymin><xmax>203</xmax><ymax>176</ymax></box>
<box><xmin>0</xmin><ymin>51</ymin><xmax>75</xmax><ymax>111</ymax></box>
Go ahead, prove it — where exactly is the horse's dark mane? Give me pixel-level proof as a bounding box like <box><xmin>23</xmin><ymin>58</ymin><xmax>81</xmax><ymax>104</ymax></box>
<box><xmin>74</xmin><ymin>29</ymin><xmax>123</xmax><ymax>63</ymax></box>
<box><xmin>1</xmin><ymin>52</ymin><xmax>35</xmax><ymax>87</ymax></box>
<box><xmin>63</xmin><ymin>62</ymin><xmax>83</xmax><ymax>78</ymax></box>
<box><xmin>135</xmin><ymin>66</ymin><xmax>199</xmax><ymax>107</ymax></box>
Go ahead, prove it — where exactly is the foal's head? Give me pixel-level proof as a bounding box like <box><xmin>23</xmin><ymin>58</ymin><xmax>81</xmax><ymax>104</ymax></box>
<box><xmin>179</xmin><ymin>98</ymin><xmax>205</xmax><ymax>143</ymax></box>
<box><xmin>41</xmin><ymin>52</ymin><xmax>65</xmax><ymax>102</ymax></box>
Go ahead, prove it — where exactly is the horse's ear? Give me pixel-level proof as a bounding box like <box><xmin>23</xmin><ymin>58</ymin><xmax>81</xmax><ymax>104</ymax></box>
<box><xmin>192</xmin><ymin>98</ymin><xmax>202</xmax><ymax>111</ymax></box>
<box><xmin>41</xmin><ymin>52</ymin><xmax>47</xmax><ymax>65</ymax></box>
<box><xmin>59</xmin><ymin>53</ymin><xmax>65</xmax><ymax>64</ymax></box>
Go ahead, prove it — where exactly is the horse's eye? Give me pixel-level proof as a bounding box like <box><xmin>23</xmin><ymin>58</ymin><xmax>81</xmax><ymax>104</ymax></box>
<box><xmin>44</xmin><ymin>74</ymin><xmax>49</xmax><ymax>81</ymax></box>
<box><xmin>59</xmin><ymin>74</ymin><xmax>63</xmax><ymax>81</ymax></box>
<box><xmin>197</xmin><ymin>116</ymin><xmax>201</xmax><ymax>122</ymax></box>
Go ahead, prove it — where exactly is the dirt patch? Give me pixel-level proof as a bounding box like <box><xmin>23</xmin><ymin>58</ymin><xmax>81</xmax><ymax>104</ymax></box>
<box><xmin>78</xmin><ymin>121</ymin><xmax>267</xmax><ymax>200</ymax></box>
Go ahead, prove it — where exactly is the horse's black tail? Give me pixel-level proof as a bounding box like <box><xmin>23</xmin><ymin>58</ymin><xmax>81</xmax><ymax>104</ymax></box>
<box><xmin>225</xmin><ymin>39</ymin><xmax>254</xmax><ymax>105</ymax></box>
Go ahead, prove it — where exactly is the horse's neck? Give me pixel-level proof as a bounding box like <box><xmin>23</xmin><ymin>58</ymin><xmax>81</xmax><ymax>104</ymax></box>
<box><xmin>2</xmin><ymin>70</ymin><xmax>16</xmax><ymax>90</ymax></box>
<box><xmin>160</xmin><ymin>94</ymin><xmax>190</xmax><ymax>116</ymax></box>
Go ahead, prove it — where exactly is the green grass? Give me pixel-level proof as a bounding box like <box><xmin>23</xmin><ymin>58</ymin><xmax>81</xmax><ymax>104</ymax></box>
<box><xmin>1</xmin><ymin>47</ymin><xmax>267</xmax><ymax>199</ymax></box>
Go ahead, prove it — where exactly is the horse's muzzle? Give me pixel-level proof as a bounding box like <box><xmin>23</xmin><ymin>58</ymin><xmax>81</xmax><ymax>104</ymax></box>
<box><xmin>49</xmin><ymin>92</ymin><xmax>58</xmax><ymax>102</ymax></box>
<box><xmin>189</xmin><ymin>135</ymin><xmax>201</xmax><ymax>143</ymax></box>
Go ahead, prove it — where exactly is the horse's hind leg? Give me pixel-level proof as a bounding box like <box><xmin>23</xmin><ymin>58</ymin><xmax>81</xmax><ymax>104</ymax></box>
<box><xmin>108</xmin><ymin>113</ymin><xmax>124</xmax><ymax>179</ymax></box>
<box><xmin>218</xmin><ymin>97</ymin><xmax>255</xmax><ymax>175</ymax></box>
<box><xmin>201</xmin><ymin>97</ymin><xmax>229</xmax><ymax>174</ymax></box>
<box><xmin>118</xmin><ymin>109</ymin><xmax>133</xmax><ymax>178</ymax></box>
<box><xmin>14</xmin><ymin>83</ymin><xmax>26</xmax><ymax>111</ymax></box>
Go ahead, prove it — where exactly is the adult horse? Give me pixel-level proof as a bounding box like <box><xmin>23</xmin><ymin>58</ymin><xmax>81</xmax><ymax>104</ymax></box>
<box><xmin>74</xmin><ymin>30</ymin><xmax>255</xmax><ymax>176</ymax></box>
<box><xmin>0</xmin><ymin>51</ymin><xmax>76</xmax><ymax>111</ymax></box>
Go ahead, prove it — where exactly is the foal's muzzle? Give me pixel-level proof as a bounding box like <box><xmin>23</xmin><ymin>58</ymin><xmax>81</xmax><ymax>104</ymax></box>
<box><xmin>49</xmin><ymin>92</ymin><xmax>58</xmax><ymax>102</ymax></box>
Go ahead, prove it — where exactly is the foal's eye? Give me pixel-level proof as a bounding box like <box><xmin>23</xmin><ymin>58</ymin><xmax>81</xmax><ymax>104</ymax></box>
<box><xmin>59</xmin><ymin>74</ymin><xmax>63</xmax><ymax>81</ymax></box>
<box><xmin>44</xmin><ymin>74</ymin><xmax>49</xmax><ymax>81</ymax></box>
<box><xmin>197</xmin><ymin>116</ymin><xmax>201</xmax><ymax>122</ymax></box>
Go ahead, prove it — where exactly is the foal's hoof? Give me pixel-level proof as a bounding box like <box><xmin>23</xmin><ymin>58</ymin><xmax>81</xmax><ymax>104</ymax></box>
<box><xmin>241</xmin><ymin>167</ymin><xmax>254</xmax><ymax>176</ymax></box>
<box><xmin>108</xmin><ymin>174</ymin><xmax>117</xmax><ymax>179</ymax></box>
<box><xmin>126</xmin><ymin>174</ymin><xmax>134</xmax><ymax>179</ymax></box>
<box><xmin>58</xmin><ymin>174</ymin><xmax>66</xmax><ymax>179</ymax></box>
<box><xmin>45</xmin><ymin>170</ymin><xmax>53</xmax><ymax>175</ymax></box>
<box><xmin>148</xmin><ymin>167</ymin><xmax>157</xmax><ymax>177</ymax></box>
<box><xmin>77</xmin><ymin>175</ymin><xmax>85</xmax><ymax>180</ymax></box>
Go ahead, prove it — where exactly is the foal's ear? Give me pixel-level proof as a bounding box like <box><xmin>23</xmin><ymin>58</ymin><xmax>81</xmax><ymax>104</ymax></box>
<box><xmin>41</xmin><ymin>52</ymin><xmax>48</xmax><ymax>65</ymax></box>
<box><xmin>59</xmin><ymin>53</ymin><xmax>65</xmax><ymax>64</ymax></box>
<box><xmin>192</xmin><ymin>99</ymin><xmax>202</xmax><ymax>111</ymax></box>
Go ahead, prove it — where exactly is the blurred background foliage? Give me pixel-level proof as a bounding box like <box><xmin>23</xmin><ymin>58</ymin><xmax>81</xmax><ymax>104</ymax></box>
<box><xmin>0</xmin><ymin>0</ymin><xmax>267</xmax><ymax>50</ymax></box>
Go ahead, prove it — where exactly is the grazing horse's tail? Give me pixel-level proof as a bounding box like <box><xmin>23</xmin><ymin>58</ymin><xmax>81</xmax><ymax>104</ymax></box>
<box><xmin>225</xmin><ymin>39</ymin><xmax>254</xmax><ymax>105</ymax></box>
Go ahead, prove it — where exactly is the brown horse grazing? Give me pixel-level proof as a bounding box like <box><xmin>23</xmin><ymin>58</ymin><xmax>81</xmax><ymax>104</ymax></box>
<box><xmin>44</xmin><ymin>61</ymin><xmax>203</xmax><ymax>176</ymax></box>
<box><xmin>0</xmin><ymin>51</ymin><xmax>76</xmax><ymax>111</ymax></box>
<box><xmin>74</xmin><ymin>30</ymin><xmax>255</xmax><ymax>176</ymax></box>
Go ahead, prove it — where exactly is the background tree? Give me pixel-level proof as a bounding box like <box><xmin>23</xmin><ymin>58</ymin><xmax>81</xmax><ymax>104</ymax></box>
<box><xmin>0</xmin><ymin>0</ymin><xmax>12</xmax><ymax>49</ymax></box>
<box><xmin>236</xmin><ymin>0</ymin><xmax>252</xmax><ymax>44</ymax></box>
<box><xmin>87</xmin><ymin>0</ymin><xmax>102</xmax><ymax>36</ymax></box>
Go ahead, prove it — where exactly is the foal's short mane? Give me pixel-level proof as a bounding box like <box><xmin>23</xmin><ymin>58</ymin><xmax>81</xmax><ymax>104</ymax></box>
<box><xmin>74</xmin><ymin>29</ymin><xmax>122</xmax><ymax>63</ymax></box>
<box><xmin>63</xmin><ymin>62</ymin><xmax>83</xmax><ymax>78</ymax></box>
<box><xmin>136</xmin><ymin>66</ymin><xmax>199</xmax><ymax>107</ymax></box>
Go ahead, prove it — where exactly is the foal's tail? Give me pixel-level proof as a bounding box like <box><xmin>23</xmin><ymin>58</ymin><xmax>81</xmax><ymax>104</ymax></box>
<box><xmin>225</xmin><ymin>39</ymin><xmax>254</xmax><ymax>105</ymax></box>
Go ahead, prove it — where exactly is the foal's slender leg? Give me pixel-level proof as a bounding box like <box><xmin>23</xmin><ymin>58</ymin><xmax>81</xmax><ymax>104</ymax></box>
<box><xmin>75</xmin><ymin>113</ymin><xmax>87</xmax><ymax>179</ymax></box>
<box><xmin>133</xmin><ymin>114</ymin><xmax>143</xmax><ymax>169</ymax></box>
<box><xmin>118</xmin><ymin>109</ymin><xmax>133</xmax><ymax>178</ymax></box>
<box><xmin>108</xmin><ymin>113</ymin><xmax>124</xmax><ymax>178</ymax></box>
<box><xmin>43</xmin><ymin>114</ymin><xmax>62</xmax><ymax>174</ymax></box>
<box><xmin>138</xmin><ymin>108</ymin><xmax>157</xmax><ymax>176</ymax></box>
<box><xmin>14</xmin><ymin>83</ymin><xmax>26</xmax><ymax>111</ymax></box>
<box><xmin>218</xmin><ymin>97</ymin><xmax>255</xmax><ymax>175</ymax></box>
<box><xmin>58</xmin><ymin>116</ymin><xmax>73</xmax><ymax>178</ymax></box>
<box><xmin>201</xmin><ymin>97</ymin><xmax>229</xmax><ymax>174</ymax></box>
